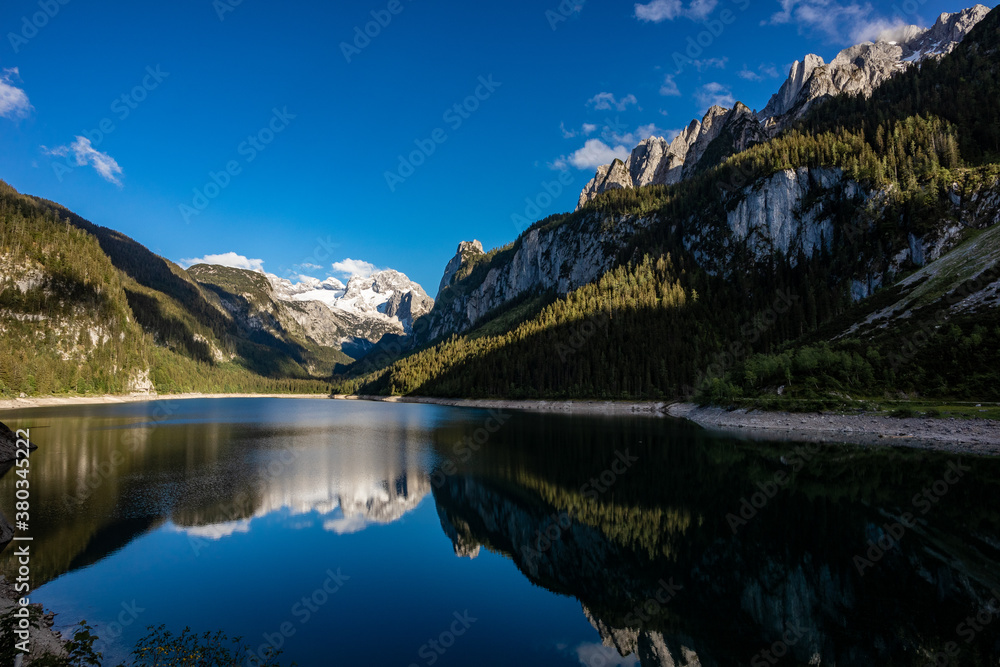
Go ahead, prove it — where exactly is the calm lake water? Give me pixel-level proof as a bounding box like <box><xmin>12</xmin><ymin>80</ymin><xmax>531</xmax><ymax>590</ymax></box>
<box><xmin>1</xmin><ymin>398</ymin><xmax>999</xmax><ymax>666</ymax></box>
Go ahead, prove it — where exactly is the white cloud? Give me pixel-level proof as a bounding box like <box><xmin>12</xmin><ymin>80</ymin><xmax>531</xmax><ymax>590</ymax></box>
<box><xmin>0</xmin><ymin>68</ymin><xmax>32</xmax><ymax>119</ymax></box>
<box><xmin>853</xmin><ymin>19</ymin><xmax>918</xmax><ymax>44</ymax></box>
<box><xmin>552</xmin><ymin>120</ymin><xmax>669</xmax><ymax>171</ymax></box>
<box><xmin>636</xmin><ymin>0</ymin><xmax>682</xmax><ymax>21</ymax></box>
<box><xmin>562</xmin><ymin>122</ymin><xmax>601</xmax><ymax>139</ymax></box>
<box><xmin>660</xmin><ymin>74</ymin><xmax>681</xmax><ymax>96</ymax></box>
<box><xmin>692</xmin><ymin>57</ymin><xmax>728</xmax><ymax>71</ymax></box>
<box><xmin>323</xmin><ymin>514</ymin><xmax>369</xmax><ymax>535</ymax></box>
<box><xmin>179</xmin><ymin>252</ymin><xmax>266</xmax><ymax>272</ymax></box>
<box><xmin>587</xmin><ymin>92</ymin><xmax>639</xmax><ymax>111</ymax></box>
<box><xmin>738</xmin><ymin>63</ymin><xmax>781</xmax><ymax>81</ymax></box>
<box><xmin>607</xmin><ymin>122</ymin><xmax>664</xmax><ymax>147</ymax></box>
<box><xmin>634</xmin><ymin>0</ymin><xmax>718</xmax><ymax>22</ymax></box>
<box><xmin>45</xmin><ymin>137</ymin><xmax>124</xmax><ymax>185</ymax></box>
<box><xmin>695</xmin><ymin>82</ymin><xmax>735</xmax><ymax>112</ymax></box>
<box><xmin>331</xmin><ymin>258</ymin><xmax>382</xmax><ymax>279</ymax></box>
<box><xmin>298</xmin><ymin>262</ymin><xmax>322</xmax><ymax>270</ymax></box>
<box><xmin>552</xmin><ymin>139</ymin><xmax>631</xmax><ymax>171</ymax></box>
<box><xmin>765</xmin><ymin>0</ymin><xmax>883</xmax><ymax>43</ymax></box>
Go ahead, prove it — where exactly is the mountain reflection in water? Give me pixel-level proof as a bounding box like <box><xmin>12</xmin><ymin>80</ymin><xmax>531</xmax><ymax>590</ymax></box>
<box><xmin>0</xmin><ymin>399</ymin><xmax>998</xmax><ymax>666</ymax></box>
<box><xmin>429</xmin><ymin>413</ymin><xmax>1000</xmax><ymax>666</ymax></box>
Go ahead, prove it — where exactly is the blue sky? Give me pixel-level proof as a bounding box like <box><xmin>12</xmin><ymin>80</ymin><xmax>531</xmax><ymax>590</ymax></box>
<box><xmin>0</xmin><ymin>0</ymin><xmax>994</xmax><ymax>293</ymax></box>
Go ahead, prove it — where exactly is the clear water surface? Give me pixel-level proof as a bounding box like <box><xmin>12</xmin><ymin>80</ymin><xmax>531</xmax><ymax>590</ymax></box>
<box><xmin>1</xmin><ymin>398</ymin><xmax>998</xmax><ymax>666</ymax></box>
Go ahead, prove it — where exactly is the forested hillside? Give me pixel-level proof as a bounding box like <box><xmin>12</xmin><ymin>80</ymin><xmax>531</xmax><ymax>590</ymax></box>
<box><xmin>333</xmin><ymin>6</ymin><xmax>1000</xmax><ymax>405</ymax></box>
<box><xmin>0</xmin><ymin>182</ymin><xmax>331</xmax><ymax>396</ymax></box>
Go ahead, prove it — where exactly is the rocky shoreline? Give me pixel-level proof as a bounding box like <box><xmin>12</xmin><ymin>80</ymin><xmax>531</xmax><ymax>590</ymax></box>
<box><xmin>666</xmin><ymin>403</ymin><xmax>1000</xmax><ymax>456</ymax></box>
<box><xmin>0</xmin><ymin>576</ymin><xmax>67</xmax><ymax>663</ymax></box>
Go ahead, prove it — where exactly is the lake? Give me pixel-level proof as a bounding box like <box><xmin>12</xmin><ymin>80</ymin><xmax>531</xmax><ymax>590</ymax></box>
<box><xmin>1</xmin><ymin>398</ymin><xmax>999</xmax><ymax>666</ymax></box>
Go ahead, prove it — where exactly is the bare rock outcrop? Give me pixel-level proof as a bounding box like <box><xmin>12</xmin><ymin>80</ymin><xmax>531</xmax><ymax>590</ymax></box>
<box><xmin>577</xmin><ymin>104</ymin><xmax>766</xmax><ymax>209</ymax></box>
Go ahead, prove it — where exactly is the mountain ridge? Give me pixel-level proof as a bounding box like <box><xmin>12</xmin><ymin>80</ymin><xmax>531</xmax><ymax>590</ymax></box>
<box><xmin>336</xmin><ymin>3</ymin><xmax>1000</xmax><ymax>405</ymax></box>
<box><xmin>0</xmin><ymin>180</ymin><xmax>434</xmax><ymax>396</ymax></box>
<box><xmin>577</xmin><ymin>4</ymin><xmax>991</xmax><ymax>209</ymax></box>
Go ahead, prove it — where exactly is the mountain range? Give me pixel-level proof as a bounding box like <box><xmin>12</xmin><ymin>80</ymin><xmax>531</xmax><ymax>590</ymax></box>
<box><xmin>577</xmin><ymin>5</ymin><xmax>991</xmax><ymax>209</ymax></box>
<box><xmin>0</xmin><ymin>184</ymin><xmax>432</xmax><ymax>396</ymax></box>
<box><xmin>338</xmin><ymin>3</ymin><xmax>1000</xmax><ymax>406</ymax></box>
<box><xmin>2</xmin><ymin>3</ymin><xmax>999</xmax><ymax>406</ymax></box>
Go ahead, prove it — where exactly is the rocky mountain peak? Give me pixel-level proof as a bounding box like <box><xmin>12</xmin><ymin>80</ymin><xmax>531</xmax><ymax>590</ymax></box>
<box><xmin>576</xmin><ymin>4</ymin><xmax>989</xmax><ymax>209</ymax></box>
<box><xmin>759</xmin><ymin>3</ymin><xmax>989</xmax><ymax>132</ymax></box>
<box><xmin>577</xmin><ymin>102</ymin><xmax>768</xmax><ymax>208</ymax></box>
<box><xmin>758</xmin><ymin>55</ymin><xmax>826</xmax><ymax>122</ymax></box>
<box><xmin>437</xmin><ymin>240</ymin><xmax>485</xmax><ymax>298</ymax></box>
<box><xmin>260</xmin><ymin>265</ymin><xmax>434</xmax><ymax>346</ymax></box>
<box><xmin>905</xmin><ymin>4</ymin><xmax>990</xmax><ymax>57</ymax></box>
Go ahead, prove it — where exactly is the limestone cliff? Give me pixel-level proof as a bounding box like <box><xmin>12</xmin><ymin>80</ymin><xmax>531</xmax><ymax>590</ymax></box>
<box><xmin>425</xmin><ymin>166</ymin><xmax>1000</xmax><ymax>340</ymax></box>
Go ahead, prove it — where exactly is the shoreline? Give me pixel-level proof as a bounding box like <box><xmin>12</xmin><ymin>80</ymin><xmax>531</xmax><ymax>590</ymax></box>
<box><xmin>341</xmin><ymin>395</ymin><xmax>1000</xmax><ymax>455</ymax></box>
<box><xmin>0</xmin><ymin>393</ymin><xmax>330</xmax><ymax>412</ymax></box>
<box><xmin>1</xmin><ymin>392</ymin><xmax>998</xmax><ymax>455</ymax></box>
<box><xmin>666</xmin><ymin>403</ymin><xmax>1000</xmax><ymax>456</ymax></box>
<box><xmin>334</xmin><ymin>394</ymin><xmax>671</xmax><ymax>416</ymax></box>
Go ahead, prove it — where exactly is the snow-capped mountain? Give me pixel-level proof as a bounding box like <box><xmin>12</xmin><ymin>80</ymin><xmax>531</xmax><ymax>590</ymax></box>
<box><xmin>268</xmin><ymin>269</ymin><xmax>434</xmax><ymax>332</ymax></box>
<box><xmin>186</xmin><ymin>263</ymin><xmax>433</xmax><ymax>363</ymax></box>
<box><xmin>577</xmin><ymin>4</ymin><xmax>990</xmax><ymax>209</ymax></box>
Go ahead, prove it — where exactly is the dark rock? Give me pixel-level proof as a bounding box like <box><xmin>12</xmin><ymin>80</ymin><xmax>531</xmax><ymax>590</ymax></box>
<box><xmin>0</xmin><ymin>421</ymin><xmax>35</xmax><ymax>463</ymax></box>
